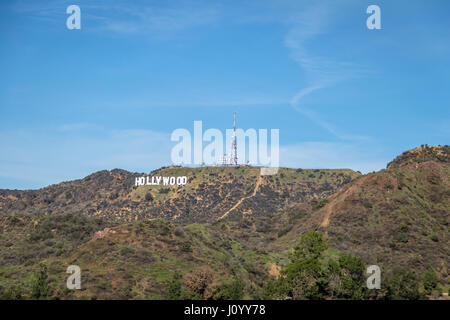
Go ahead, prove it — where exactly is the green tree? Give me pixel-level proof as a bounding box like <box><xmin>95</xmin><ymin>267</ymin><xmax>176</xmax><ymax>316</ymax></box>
<box><xmin>387</xmin><ymin>269</ymin><xmax>422</xmax><ymax>300</ymax></box>
<box><xmin>292</xmin><ymin>232</ymin><xmax>328</xmax><ymax>260</ymax></box>
<box><xmin>291</xmin><ymin>271</ymin><xmax>322</xmax><ymax>300</ymax></box>
<box><xmin>283</xmin><ymin>232</ymin><xmax>327</xmax><ymax>281</ymax></box>
<box><xmin>325</xmin><ymin>259</ymin><xmax>342</xmax><ymax>298</ymax></box>
<box><xmin>167</xmin><ymin>271</ymin><xmax>182</xmax><ymax>300</ymax></box>
<box><xmin>422</xmin><ymin>268</ymin><xmax>439</xmax><ymax>295</ymax></box>
<box><xmin>264</xmin><ymin>232</ymin><xmax>369</xmax><ymax>300</ymax></box>
<box><xmin>31</xmin><ymin>264</ymin><xmax>49</xmax><ymax>299</ymax></box>
<box><xmin>337</xmin><ymin>254</ymin><xmax>366</xmax><ymax>299</ymax></box>
<box><xmin>218</xmin><ymin>278</ymin><xmax>245</xmax><ymax>300</ymax></box>
<box><xmin>282</xmin><ymin>232</ymin><xmax>329</xmax><ymax>300</ymax></box>
<box><xmin>262</xmin><ymin>277</ymin><xmax>290</xmax><ymax>300</ymax></box>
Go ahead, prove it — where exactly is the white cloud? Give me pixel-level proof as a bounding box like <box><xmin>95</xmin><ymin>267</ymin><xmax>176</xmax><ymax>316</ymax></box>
<box><xmin>285</xmin><ymin>1</ymin><xmax>371</xmax><ymax>141</ymax></box>
<box><xmin>0</xmin><ymin>125</ymin><xmax>173</xmax><ymax>189</ymax></box>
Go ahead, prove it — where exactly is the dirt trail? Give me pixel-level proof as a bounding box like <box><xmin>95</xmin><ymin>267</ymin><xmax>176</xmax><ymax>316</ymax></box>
<box><xmin>219</xmin><ymin>175</ymin><xmax>263</xmax><ymax>220</ymax></box>
<box><xmin>320</xmin><ymin>205</ymin><xmax>333</xmax><ymax>229</ymax></box>
<box><xmin>320</xmin><ymin>176</ymin><xmax>365</xmax><ymax>231</ymax></box>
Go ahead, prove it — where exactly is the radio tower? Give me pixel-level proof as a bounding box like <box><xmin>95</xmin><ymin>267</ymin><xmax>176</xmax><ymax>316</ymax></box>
<box><xmin>230</xmin><ymin>112</ymin><xmax>238</xmax><ymax>166</ymax></box>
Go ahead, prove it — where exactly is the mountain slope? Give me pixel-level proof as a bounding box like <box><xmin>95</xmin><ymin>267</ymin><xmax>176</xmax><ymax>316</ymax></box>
<box><xmin>0</xmin><ymin>146</ymin><xmax>448</xmax><ymax>299</ymax></box>
<box><xmin>0</xmin><ymin>166</ymin><xmax>360</xmax><ymax>223</ymax></box>
<box><xmin>277</xmin><ymin>146</ymin><xmax>449</xmax><ymax>285</ymax></box>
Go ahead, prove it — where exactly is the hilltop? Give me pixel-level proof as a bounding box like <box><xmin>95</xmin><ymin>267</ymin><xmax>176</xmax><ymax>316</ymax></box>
<box><xmin>387</xmin><ymin>145</ymin><xmax>450</xmax><ymax>169</ymax></box>
<box><xmin>0</xmin><ymin>166</ymin><xmax>359</xmax><ymax>224</ymax></box>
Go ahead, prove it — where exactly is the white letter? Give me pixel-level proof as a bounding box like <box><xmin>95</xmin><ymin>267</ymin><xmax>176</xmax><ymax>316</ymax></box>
<box><xmin>259</xmin><ymin>129</ymin><xmax>279</xmax><ymax>168</ymax></box>
<box><xmin>203</xmin><ymin>128</ymin><xmax>223</xmax><ymax>165</ymax></box>
<box><xmin>66</xmin><ymin>265</ymin><xmax>81</xmax><ymax>289</ymax></box>
<box><xmin>66</xmin><ymin>5</ymin><xmax>81</xmax><ymax>30</ymax></box>
<box><xmin>171</xmin><ymin>129</ymin><xmax>191</xmax><ymax>165</ymax></box>
<box><xmin>366</xmin><ymin>5</ymin><xmax>381</xmax><ymax>30</ymax></box>
<box><xmin>194</xmin><ymin>121</ymin><xmax>203</xmax><ymax>165</ymax></box>
<box><xmin>366</xmin><ymin>265</ymin><xmax>381</xmax><ymax>289</ymax></box>
<box><xmin>235</xmin><ymin>128</ymin><xmax>258</xmax><ymax>165</ymax></box>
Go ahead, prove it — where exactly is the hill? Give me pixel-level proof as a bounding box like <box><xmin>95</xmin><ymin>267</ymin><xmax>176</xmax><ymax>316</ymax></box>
<box><xmin>0</xmin><ymin>146</ymin><xmax>448</xmax><ymax>299</ymax></box>
<box><xmin>387</xmin><ymin>145</ymin><xmax>450</xmax><ymax>169</ymax></box>
<box><xmin>275</xmin><ymin>146</ymin><xmax>449</xmax><ymax>294</ymax></box>
<box><xmin>0</xmin><ymin>166</ymin><xmax>359</xmax><ymax>224</ymax></box>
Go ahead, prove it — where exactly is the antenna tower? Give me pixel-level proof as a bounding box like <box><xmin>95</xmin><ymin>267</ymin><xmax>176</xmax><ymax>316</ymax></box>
<box><xmin>230</xmin><ymin>112</ymin><xmax>238</xmax><ymax>166</ymax></box>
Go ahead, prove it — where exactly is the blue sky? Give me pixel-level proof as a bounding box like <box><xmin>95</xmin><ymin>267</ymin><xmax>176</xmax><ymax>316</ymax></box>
<box><xmin>0</xmin><ymin>0</ymin><xmax>449</xmax><ymax>189</ymax></box>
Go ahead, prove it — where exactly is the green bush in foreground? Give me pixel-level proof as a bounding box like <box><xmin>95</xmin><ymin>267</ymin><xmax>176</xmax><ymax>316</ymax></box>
<box><xmin>264</xmin><ymin>232</ymin><xmax>367</xmax><ymax>300</ymax></box>
<box><xmin>387</xmin><ymin>269</ymin><xmax>423</xmax><ymax>300</ymax></box>
<box><xmin>422</xmin><ymin>268</ymin><xmax>439</xmax><ymax>295</ymax></box>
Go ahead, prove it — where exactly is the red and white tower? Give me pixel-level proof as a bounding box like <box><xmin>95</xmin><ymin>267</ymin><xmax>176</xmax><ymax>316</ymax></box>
<box><xmin>230</xmin><ymin>112</ymin><xmax>238</xmax><ymax>166</ymax></box>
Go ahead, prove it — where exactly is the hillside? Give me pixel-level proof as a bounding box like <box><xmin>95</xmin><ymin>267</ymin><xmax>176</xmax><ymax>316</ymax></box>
<box><xmin>387</xmin><ymin>145</ymin><xmax>450</xmax><ymax>169</ymax></box>
<box><xmin>274</xmin><ymin>145</ymin><xmax>449</xmax><ymax>292</ymax></box>
<box><xmin>0</xmin><ymin>215</ymin><xmax>272</xmax><ymax>299</ymax></box>
<box><xmin>0</xmin><ymin>166</ymin><xmax>359</xmax><ymax>223</ymax></box>
<box><xmin>0</xmin><ymin>146</ymin><xmax>448</xmax><ymax>300</ymax></box>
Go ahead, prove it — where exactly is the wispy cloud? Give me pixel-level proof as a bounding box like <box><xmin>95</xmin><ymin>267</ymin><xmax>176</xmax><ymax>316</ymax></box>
<box><xmin>10</xmin><ymin>0</ymin><xmax>221</xmax><ymax>36</ymax></box>
<box><xmin>285</xmin><ymin>1</ymin><xmax>369</xmax><ymax>86</ymax></box>
<box><xmin>101</xmin><ymin>3</ymin><xmax>220</xmax><ymax>34</ymax></box>
<box><xmin>285</xmin><ymin>1</ymin><xmax>370</xmax><ymax>140</ymax></box>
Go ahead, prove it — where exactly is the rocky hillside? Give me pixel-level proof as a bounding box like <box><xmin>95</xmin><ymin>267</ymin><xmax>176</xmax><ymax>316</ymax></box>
<box><xmin>0</xmin><ymin>146</ymin><xmax>448</xmax><ymax>300</ymax></box>
<box><xmin>387</xmin><ymin>145</ymin><xmax>450</xmax><ymax>169</ymax></box>
<box><xmin>277</xmin><ymin>145</ymin><xmax>449</xmax><ymax>289</ymax></box>
<box><xmin>0</xmin><ymin>166</ymin><xmax>359</xmax><ymax>223</ymax></box>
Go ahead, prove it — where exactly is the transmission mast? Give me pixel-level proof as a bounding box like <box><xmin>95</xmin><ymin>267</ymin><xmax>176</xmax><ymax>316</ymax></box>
<box><xmin>230</xmin><ymin>112</ymin><xmax>238</xmax><ymax>166</ymax></box>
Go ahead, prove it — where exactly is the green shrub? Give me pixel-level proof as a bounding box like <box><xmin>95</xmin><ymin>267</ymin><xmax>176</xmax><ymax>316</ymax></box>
<box><xmin>167</xmin><ymin>272</ymin><xmax>182</xmax><ymax>300</ymax></box>
<box><xmin>145</xmin><ymin>193</ymin><xmax>153</xmax><ymax>202</ymax></box>
<box><xmin>337</xmin><ymin>254</ymin><xmax>366</xmax><ymax>299</ymax></box>
<box><xmin>387</xmin><ymin>270</ymin><xmax>423</xmax><ymax>300</ymax></box>
<box><xmin>217</xmin><ymin>278</ymin><xmax>245</xmax><ymax>300</ymax></box>
<box><xmin>181</xmin><ymin>242</ymin><xmax>192</xmax><ymax>252</ymax></box>
<box><xmin>174</xmin><ymin>227</ymin><xmax>185</xmax><ymax>237</ymax></box>
<box><xmin>31</xmin><ymin>264</ymin><xmax>49</xmax><ymax>300</ymax></box>
<box><xmin>315</xmin><ymin>199</ymin><xmax>329</xmax><ymax>210</ymax></box>
<box><xmin>430</xmin><ymin>233</ymin><xmax>439</xmax><ymax>242</ymax></box>
<box><xmin>262</xmin><ymin>277</ymin><xmax>290</xmax><ymax>299</ymax></box>
<box><xmin>0</xmin><ymin>285</ymin><xmax>23</xmax><ymax>300</ymax></box>
<box><xmin>422</xmin><ymin>268</ymin><xmax>439</xmax><ymax>295</ymax></box>
<box><xmin>119</xmin><ymin>246</ymin><xmax>135</xmax><ymax>256</ymax></box>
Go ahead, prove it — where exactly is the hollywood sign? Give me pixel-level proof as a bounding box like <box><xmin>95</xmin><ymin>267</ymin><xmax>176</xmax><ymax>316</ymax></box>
<box><xmin>135</xmin><ymin>175</ymin><xmax>187</xmax><ymax>187</ymax></box>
